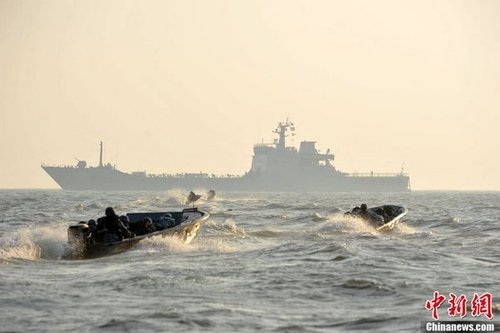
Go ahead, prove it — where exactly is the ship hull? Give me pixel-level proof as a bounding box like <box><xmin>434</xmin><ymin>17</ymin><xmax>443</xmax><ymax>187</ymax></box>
<box><xmin>42</xmin><ymin>166</ymin><xmax>410</xmax><ymax>192</ymax></box>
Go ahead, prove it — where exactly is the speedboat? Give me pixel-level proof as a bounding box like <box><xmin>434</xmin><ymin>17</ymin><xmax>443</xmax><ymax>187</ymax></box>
<box><xmin>345</xmin><ymin>205</ymin><xmax>408</xmax><ymax>232</ymax></box>
<box><xmin>63</xmin><ymin>208</ymin><xmax>209</xmax><ymax>259</ymax></box>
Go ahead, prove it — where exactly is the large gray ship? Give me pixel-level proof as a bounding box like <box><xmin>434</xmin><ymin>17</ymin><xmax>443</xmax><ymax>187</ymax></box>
<box><xmin>42</xmin><ymin>121</ymin><xmax>410</xmax><ymax>192</ymax></box>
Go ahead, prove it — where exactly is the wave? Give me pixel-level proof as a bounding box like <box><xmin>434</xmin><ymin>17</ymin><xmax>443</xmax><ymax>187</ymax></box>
<box><xmin>264</xmin><ymin>203</ymin><xmax>290</xmax><ymax>209</ymax></box>
<box><xmin>131</xmin><ymin>216</ymin><xmax>246</xmax><ymax>255</ymax></box>
<box><xmin>135</xmin><ymin>233</ymin><xmax>239</xmax><ymax>254</ymax></box>
<box><xmin>208</xmin><ymin>210</ymin><xmax>235</xmax><ymax>219</ymax></box>
<box><xmin>96</xmin><ymin>318</ymin><xmax>161</xmax><ymax>331</ymax></box>
<box><xmin>308</xmin><ymin>244</ymin><xmax>347</xmax><ymax>255</ymax></box>
<box><xmin>126</xmin><ymin>189</ymin><xmax>195</xmax><ymax>209</ymax></box>
<box><xmin>311</xmin><ymin>212</ymin><xmax>328</xmax><ymax>222</ymax></box>
<box><xmin>203</xmin><ymin>219</ymin><xmax>248</xmax><ymax>237</ymax></box>
<box><xmin>249</xmin><ymin>230</ymin><xmax>283</xmax><ymax>238</ymax></box>
<box><xmin>444</xmin><ymin>216</ymin><xmax>460</xmax><ymax>223</ymax></box>
<box><xmin>145</xmin><ymin>190</ymin><xmax>187</xmax><ymax>207</ymax></box>
<box><xmin>74</xmin><ymin>202</ymin><xmax>103</xmax><ymax>212</ymax></box>
<box><xmin>0</xmin><ymin>224</ymin><xmax>67</xmax><ymax>261</ymax></box>
<box><xmin>313</xmin><ymin>213</ymin><xmax>419</xmax><ymax>237</ymax></box>
<box><xmin>291</xmin><ymin>203</ymin><xmax>319</xmax><ymax>211</ymax></box>
<box><xmin>135</xmin><ymin>234</ymin><xmax>198</xmax><ymax>254</ymax></box>
<box><xmin>316</xmin><ymin>214</ymin><xmax>378</xmax><ymax>235</ymax></box>
<box><xmin>392</xmin><ymin>223</ymin><xmax>419</xmax><ymax>235</ymax></box>
<box><xmin>341</xmin><ymin>279</ymin><xmax>383</xmax><ymax>290</ymax></box>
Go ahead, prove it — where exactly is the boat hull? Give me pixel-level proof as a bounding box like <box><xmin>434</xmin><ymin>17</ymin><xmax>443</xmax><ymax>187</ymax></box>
<box><xmin>42</xmin><ymin>165</ymin><xmax>410</xmax><ymax>192</ymax></box>
<box><xmin>345</xmin><ymin>205</ymin><xmax>408</xmax><ymax>232</ymax></box>
<box><xmin>63</xmin><ymin>209</ymin><xmax>208</xmax><ymax>259</ymax></box>
<box><xmin>375</xmin><ymin>205</ymin><xmax>408</xmax><ymax>232</ymax></box>
<box><xmin>41</xmin><ymin>121</ymin><xmax>411</xmax><ymax>192</ymax></box>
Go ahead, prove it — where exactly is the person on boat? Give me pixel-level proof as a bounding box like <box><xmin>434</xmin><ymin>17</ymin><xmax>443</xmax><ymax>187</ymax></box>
<box><xmin>379</xmin><ymin>207</ymin><xmax>390</xmax><ymax>223</ymax></box>
<box><xmin>96</xmin><ymin>207</ymin><xmax>133</xmax><ymax>241</ymax></box>
<box><xmin>359</xmin><ymin>203</ymin><xmax>385</xmax><ymax>226</ymax></box>
<box><xmin>86</xmin><ymin>219</ymin><xmax>98</xmax><ymax>235</ymax></box>
<box><xmin>359</xmin><ymin>203</ymin><xmax>369</xmax><ymax>219</ymax></box>
<box><xmin>140</xmin><ymin>217</ymin><xmax>156</xmax><ymax>234</ymax></box>
<box><xmin>344</xmin><ymin>205</ymin><xmax>358</xmax><ymax>217</ymax></box>
<box><xmin>345</xmin><ymin>204</ymin><xmax>384</xmax><ymax>226</ymax></box>
<box><xmin>119</xmin><ymin>215</ymin><xmax>130</xmax><ymax>228</ymax></box>
<box><xmin>155</xmin><ymin>213</ymin><xmax>175</xmax><ymax>230</ymax></box>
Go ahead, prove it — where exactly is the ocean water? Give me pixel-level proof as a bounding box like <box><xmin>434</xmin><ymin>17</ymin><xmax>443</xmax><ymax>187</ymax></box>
<box><xmin>0</xmin><ymin>190</ymin><xmax>498</xmax><ymax>332</ymax></box>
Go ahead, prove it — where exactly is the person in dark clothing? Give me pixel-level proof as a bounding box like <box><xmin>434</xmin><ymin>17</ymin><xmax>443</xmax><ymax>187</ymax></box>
<box><xmin>131</xmin><ymin>217</ymin><xmax>156</xmax><ymax>236</ymax></box>
<box><xmin>345</xmin><ymin>203</ymin><xmax>384</xmax><ymax>227</ymax></box>
<box><xmin>87</xmin><ymin>219</ymin><xmax>97</xmax><ymax>232</ymax></box>
<box><xmin>96</xmin><ymin>207</ymin><xmax>133</xmax><ymax>240</ymax></box>
<box><xmin>358</xmin><ymin>203</ymin><xmax>384</xmax><ymax>226</ymax></box>
<box><xmin>359</xmin><ymin>203</ymin><xmax>369</xmax><ymax>220</ymax></box>
<box><xmin>119</xmin><ymin>215</ymin><xmax>130</xmax><ymax>228</ymax></box>
<box><xmin>142</xmin><ymin>217</ymin><xmax>156</xmax><ymax>234</ymax></box>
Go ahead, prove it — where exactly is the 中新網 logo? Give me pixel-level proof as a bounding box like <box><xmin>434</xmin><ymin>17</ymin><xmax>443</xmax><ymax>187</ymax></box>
<box><xmin>425</xmin><ymin>291</ymin><xmax>493</xmax><ymax>320</ymax></box>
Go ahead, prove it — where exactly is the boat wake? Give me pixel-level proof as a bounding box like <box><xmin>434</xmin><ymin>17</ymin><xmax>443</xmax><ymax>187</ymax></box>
<box><xmin>314</xmin><ymin>214</ymin><xmax>378</xmax><ymax>235</ymax></box>
<box><xmin>135</xmin><ymin>190</ymin><xmax>188</xmax><ymax>208</ymax></box>
<box><xmin>0</xmin><ymin>224</ymin><xmax>66</xmax><ymax>262</ymax></box>
<box><xmin>135</xmin><ymin>234</ymin><xmax>239</xmax><ymax>254</ymax></box>
<box><xmin>314</xmin><ymin>213</ymin><xmax>419</xmax><ymax>237</ymax></box>
<box><xmin>203</xmin><ymin>219</ymin><xmax>248</xmax><ymax>238</ymax></box>
<box><xmin>135</xmin><ymin>235</ymin><xmax>198</xmax><ymax>254</ymax></box>
<box><xmin>392</xmin><ymin>223</ymin><xmax>418</xmax><ymax>235</ymax></box>
<box><xmin>74</xmin><ymin>202</ymin><xmax>102</xmax><ymax>212</ymax></box>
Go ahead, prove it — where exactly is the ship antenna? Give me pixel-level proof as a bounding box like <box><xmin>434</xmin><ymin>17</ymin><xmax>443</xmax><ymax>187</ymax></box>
<box><xmin>99</xmin><ymin>141</ymin><xmax>104</xmax><ymax>167</ymax></box>
<box><xmin>273</xmin><ymin>119</ymin><xmax>295</xmax><ymax>151</ymax></box>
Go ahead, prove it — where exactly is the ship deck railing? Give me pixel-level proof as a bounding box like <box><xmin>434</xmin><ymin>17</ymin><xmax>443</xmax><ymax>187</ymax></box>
<box><xmin>146</xmin><ymin>173</ymin><xmax>242</xmax><ymax>179</ymax></box>
<box><xmin>42</xmin><ymin>164</ymin><xmax>77</xmax><ymax>168</ymax></box>
<box><xmin>346</xmin><ymin>172</ymin><xmax>409</xmax><ymax>177</ymax></box>
<box><xmin>41</xmin><ymin>164</ymin><xmax>115</xmax><ymax>169</ymax></box>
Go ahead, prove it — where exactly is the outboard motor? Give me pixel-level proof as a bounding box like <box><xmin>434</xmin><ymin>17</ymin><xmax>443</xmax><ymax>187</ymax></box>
<box><xmin>62</xmin><ymin>223</ymin><xmax>92</xmax><ymax>259</ymax></box>
<box><xmin>67</xmin><ymin>223</ymin><xmax>90</xmax><ymax>248</ymax></box>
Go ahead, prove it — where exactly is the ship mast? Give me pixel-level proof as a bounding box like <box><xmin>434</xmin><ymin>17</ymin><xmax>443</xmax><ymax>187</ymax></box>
<box><xmin>273</xmin><ymin>120</ymin><xmax>295</xmax><ymax>151</ymax></box>
<box><xmin>99</xmin><ymin>141</ymin><xmax>103</xmax><ymax>167</ymax></box>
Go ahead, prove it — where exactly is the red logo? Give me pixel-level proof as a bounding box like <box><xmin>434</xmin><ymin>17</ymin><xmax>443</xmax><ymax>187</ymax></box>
<box><xmin>447</xmin><ymin>293</ymin><xmax>468</xmax><ymax>318</ymax></box>
<box><xmin>425</xmin><ymin>292</ymin><xmax>494</xmax><ymax>320</ymax></box>
<box><xmin>471</xmin><ymin>292</ymin><xmax>493</xmax><ymax>319</ymax></box>
<box><xmin>425</xmin><ymin>291</ymin><xmax>446</xmax><ymax>320</ymax></box>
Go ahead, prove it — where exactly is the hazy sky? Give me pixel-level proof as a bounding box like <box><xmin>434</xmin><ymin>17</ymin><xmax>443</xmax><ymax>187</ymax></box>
<box><xmin>1</xmin><ymin>0</ymin><xmax>499</xmax><ymax>190</ymax></box>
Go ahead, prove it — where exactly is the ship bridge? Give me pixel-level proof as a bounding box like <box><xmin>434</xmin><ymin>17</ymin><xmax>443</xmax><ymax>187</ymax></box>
<box><xmin>248</xmin><ymin>121</ymin><xmax>336</xmax><ymax>175</ymax></box>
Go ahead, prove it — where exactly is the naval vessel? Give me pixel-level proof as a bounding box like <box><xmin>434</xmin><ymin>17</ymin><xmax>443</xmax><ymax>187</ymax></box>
<box><xmin>42</xmin><ymin>121</ymin><xmax>410</xmax><ymax>192</ymax></box>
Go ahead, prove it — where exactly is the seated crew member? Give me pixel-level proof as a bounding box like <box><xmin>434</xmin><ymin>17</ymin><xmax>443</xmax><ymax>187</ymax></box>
<box><xmin>358</xmin><ymin>203</ymin><xmax>385</xmax><ymax>227</ymax></box>
<box><xmin>345</xmin><ymin>206</ymin><xmax>361</xmax><ymax>217</ymax></box>
<box><xmin>96</xmin><ymin>207</ymin><xmax>133</xmax><ymax>241</ymax></box>
<box><xmin>119</xmin><ymin>215</ymin><xmax>130</xmax><ymax>228</ymax></box>
<box><xmin>358</xmin><ymin>203</ymin><xmax>369</xmax><ymax>220</ymax></box>
<box><xmin>155</xmin><ymin>213</ymin><xmax>176</xmax><ymax>230</ymax></box>
<box><xmin>134</xmin><ymin>217</ymin><xmax>156</xmax><ymax>235</ymax></box>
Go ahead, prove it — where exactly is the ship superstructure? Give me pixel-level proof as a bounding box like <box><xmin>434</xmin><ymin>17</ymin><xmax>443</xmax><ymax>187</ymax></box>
<box><xmin>42</xmin><ymin>121</ymin><xmax>410</xmax><ymax>192</ymax></box>
<box><xmin>248</xmin><ymin>121</ymin><xmax>335</xmax><ymax>176</ymax></box>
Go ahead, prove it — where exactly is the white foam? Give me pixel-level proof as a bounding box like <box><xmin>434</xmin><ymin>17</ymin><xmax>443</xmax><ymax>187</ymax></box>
<box><xmin>0</xmin><ymin>224</ymin><xmax>67</xmax><ymax>261</ymax></box>
<box><xmin>393</xmin><ymin>223</ymin><xmax>418</xmax><ymax>235</ymax></box>
<box><xmin>204</xmin><ymin>219</ymin><xmax>248</xmax><ymax>237</ymax></box>
<box><xmin>318</xmin><ymin>214</ymin><xmax>378</xmax><ymax>235</ymax></box>
<box><xmin>135</xmin><ymin>234</ymin><xmax>239</xmax><ymax>254</ymax></box>
<box><xmin>137</xmin><ymin>234</ymin><xmax>194</xmax><ymax>253</ymax></box>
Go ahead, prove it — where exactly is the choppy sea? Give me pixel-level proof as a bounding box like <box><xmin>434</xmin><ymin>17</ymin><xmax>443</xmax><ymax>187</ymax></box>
<box><xmin>0</xmin><ymin>190</ymin><xmax>498</xmax><ymax>332</ymax></box>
